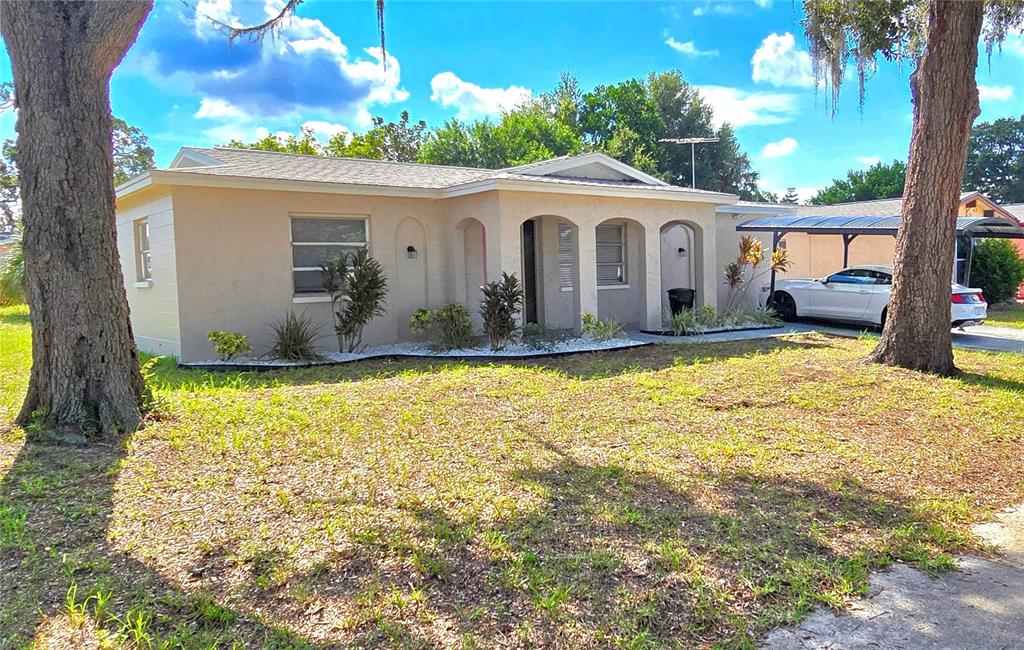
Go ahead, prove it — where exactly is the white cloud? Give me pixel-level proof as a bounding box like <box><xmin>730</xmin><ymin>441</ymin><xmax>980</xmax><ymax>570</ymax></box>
<box><xmin>201</xmin><ymin>123</ymin><xmax>270</xmax><ymax>143</ymax></box>
<box><xmin>696</xmin><ymin>85</ymin><xmax>800</xmax><ymax>127</ymax></box>
<box><xmin>856</xmin><ymin>156</ymin><xmax>881</xmax><ymax>166</ymax></box>
<box><xmin>752</xmin><ymin>33</ymin><xmax>814</xmax><ymax>88</ymax></box>
<box><xmin>194</xmin><ymin>98</ymin><xmax>248</xmax><ymax>120</ymax></box>
<box><xmin>665</xmin><ymin>36</ymin><xmax>719</xmax><ymax>58</ymax></box>
<box><xmin>302</xmin><ymin>120</ymin><xmax>350</xmax><ymax>140</ymax></box>
<box><xmin>761</xmin><ymin>137</ymin><xmax>798</xmax><ymax>158</ymax></box>
<box><xmin>978</xmin><ymin>84</ymin><xmax>1013</xmax><ymax>101</ymax></box>
<box><xmin>430</xmin><ymin>72</ymin><xmax>532</xmax><ymax>120</ymax></box>
<box><xmin>693</xmin><ymin>3</ymin><xmax>738</xmax><ymax>16</ymax></box>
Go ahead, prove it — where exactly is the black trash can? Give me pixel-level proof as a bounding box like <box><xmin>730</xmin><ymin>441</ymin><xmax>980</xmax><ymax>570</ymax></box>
<box><xmin>667</xmin><ymin>288</ymin><xmax>695</xmax><ymax>316</ymax></box>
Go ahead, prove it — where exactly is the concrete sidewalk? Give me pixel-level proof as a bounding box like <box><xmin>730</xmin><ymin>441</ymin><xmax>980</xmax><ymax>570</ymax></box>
<box><xmin>762</xmin><ymin>506</ymin><xmax>1024</xmax><ymax>649</ymax></box>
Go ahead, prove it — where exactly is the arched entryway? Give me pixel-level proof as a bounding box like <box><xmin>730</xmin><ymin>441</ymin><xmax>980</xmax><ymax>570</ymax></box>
<box><xmin>659</xmin><ymin>221</ymin><xmax>705</xmax><ymax>317</ymax></box>
<box><xmin>518</xmin><ymin>215</ymin><xmax>581</xmax><ymax>329</ymax></box>
<box><xmin>394</xmin><ymin>217</ymin><xmax>428</xmax><ymax>337</ymax></box>
<box><xmin>454</xmin><ymin>217</ymin><xmax>487</xmax><ymax>324</ymax></box>
<box><xmin>594</xmin><ymin>217</ymin><xmax>647</xmax><ymax>328</ymax></box>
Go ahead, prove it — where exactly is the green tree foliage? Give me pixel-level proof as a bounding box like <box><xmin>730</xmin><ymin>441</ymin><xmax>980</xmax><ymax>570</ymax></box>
<box><xmin>782</xmin><ymin>188</ymin><xmax>799</xmax><ymax>205</ymax></box>
<box><xmin>419</xmin><ymin>102</ymin><xmax>583</xmax><ymax>168</ymax></box>
<box><xmin>970</xmin><ymin>239</ymin><xmax>1024</xmax><ymax>305</ymax></box>
<box><xmin>227</xmin><ymin>127</ymin><xmax>323</xmax><ymax>155</ymax></box>
<box><xmin>111</xmin><ymin>117</ymin><xmax>156</xmax><ymax>185</ymax></box>
<box><xmin>0</xmin><ymin>228</ymin><xmax>24</xmax><ymax>305</ymax></box>
<box><xmin>809</xmin><ymin>160</ymin><xmax>907</xmax><ymax>205</ymax></box>
<box><xmin>963</xmin><ymin>115</ymin><xmax>1024</xmax><ymax>203</ymax></box>
<box><xmin>326</xmin><ymin>111</ymin><xmax>426</xmax><ymax>162</ymax></box>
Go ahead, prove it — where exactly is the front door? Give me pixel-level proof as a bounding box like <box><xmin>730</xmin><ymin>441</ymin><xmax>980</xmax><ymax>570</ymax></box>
<box><xmin>522</xmin><ymin>219</ymin><xmax>538</xmax><ymax>324</ymax></box>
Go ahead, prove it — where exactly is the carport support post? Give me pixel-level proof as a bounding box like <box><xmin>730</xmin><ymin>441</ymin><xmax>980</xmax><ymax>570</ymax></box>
<box><xmin>769</xmin><ymin>230</ymin><xmax>782</xmax><ymax>301</ymax></box>
<box><xmin>842</xmin><ymin>234</ymin><xmax>857</xmax><ymax>268</ymax></box>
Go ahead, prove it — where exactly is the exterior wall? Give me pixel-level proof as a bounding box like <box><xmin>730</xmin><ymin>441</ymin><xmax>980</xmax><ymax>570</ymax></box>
<box><xmin>778</xmin><ymin>233</ymin><xmax>896</xmax><ymax>279</ymax></box>
<box><xmin>660</xmin><ymin>224</ymin><xmax>695</xmax><ymax>315</ymax></box>
<box><xmin>493</xmin><ymin>190</ymin><xmax>720</xmax><ymax>330</ymax></box>
<box><xmin>115</xmin><ymin>193</ymin><xmax>182</xmax><ymax>357</ymax></box>
<box><xmin>169</xmin><ymin>186</ymin><xmax>452</xmax><ymax>362</ymax></box>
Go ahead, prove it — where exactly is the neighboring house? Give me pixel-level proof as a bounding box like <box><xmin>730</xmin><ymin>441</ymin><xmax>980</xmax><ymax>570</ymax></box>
<box><xmin>115</xmin><ymin>148</ymin><xmax>776</xmax><ymax>361</ymax></box>
<box><xmin>771</xmin><ymin>192</ymin><xmax>1021</xmax><ymax>282</ymax></box>
<box><xmin>1002</xmin><ymin>203</ymin><xmax>1024</xmax><ymax>300</ymax></box>
<box><xmin>0</xmin><ymin>229</ymin><xmax>16</xmax><ymax>262</ymax></box>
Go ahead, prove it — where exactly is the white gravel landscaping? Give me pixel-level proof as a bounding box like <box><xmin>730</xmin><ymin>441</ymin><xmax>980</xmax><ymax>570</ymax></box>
<box><xmin>180</xmin><ymin>336</ymin><xmax>650</xmax><ymax>370</ymax></box>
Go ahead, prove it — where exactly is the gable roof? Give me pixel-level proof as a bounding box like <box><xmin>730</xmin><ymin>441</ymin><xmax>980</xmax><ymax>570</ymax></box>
<box><xmin>794</xmin><ymin>192</ymin><xmax>1018</xmax><ymax>221</ymax></box>
<box><xmin>118</xmin><ymin>147</ymin><xmax>738</xmax><ymax>204</ymax></box>
<box><xmin>1003</xmin><ymin>203</ymin><xmax>1024</xmax><ymax>222</ymax></box>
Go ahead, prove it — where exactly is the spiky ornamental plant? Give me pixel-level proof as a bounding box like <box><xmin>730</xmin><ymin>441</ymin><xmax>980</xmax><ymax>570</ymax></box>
<box><xmin>803</xmin><ymin>0</ymin><xmax>1024</xmax><ymax>375</ymax></box>
<box><xmin>479</xmin><ymin>272</ymin><xmax>524</xmax><ymax>351</ymax></box>
<box><xmin>724</xmin><ymin>235</ymin><xmax>788</xmax><ymax>313</ymax></box>
<box><xmin>322</xmin><ymin>249</ymin><xmax>388</xmax><ymax>353</ymax></box>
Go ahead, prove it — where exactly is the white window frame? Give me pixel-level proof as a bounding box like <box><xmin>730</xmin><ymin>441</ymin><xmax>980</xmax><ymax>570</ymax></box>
<box><xmin>557</xmin><ymin>222</ymin><xmax>575</xmax><ymax>292</ymax></box>
<box><xmin>596</xmin><ymin>223</ymin><xmax>627</xmax><ymax>287</ymax></box>
<box><xmin>290</xmin><ymin>214</ymin><xmax>370</xmax><ymax>296</ymax></box>
<box><xmin>134</xmin><ymin>218</ymin><xmax>152</xmax><ymax>284</ymax></box>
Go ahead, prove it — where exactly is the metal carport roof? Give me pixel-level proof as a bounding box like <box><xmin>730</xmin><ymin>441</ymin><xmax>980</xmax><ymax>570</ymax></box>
<box><xmin>736</xmin><ymin>214</ymin><xmax>1024</xmax><ymax>238</ymax></box>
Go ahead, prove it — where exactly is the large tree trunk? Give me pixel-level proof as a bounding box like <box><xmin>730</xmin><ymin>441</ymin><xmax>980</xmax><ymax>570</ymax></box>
<box><xmin>1</xmin><ymin>1</ymin><xmax>153</xmax><ymax>435</ymax></box>
<box><xmin>867</xmin><ymin>0</ymin><xmax>983</xmax><ymax>376</ymax></box>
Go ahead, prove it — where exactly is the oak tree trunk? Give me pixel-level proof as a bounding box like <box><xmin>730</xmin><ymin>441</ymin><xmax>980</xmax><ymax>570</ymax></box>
<box><xmin>867</xmin><ymin>0</ymin><xmax>983</xmax><ymax>376</ymax></box>
<box><xmin>0</xmin><ymin>1</ymin><xmax>153</xmax><ymax>435</ymax></box>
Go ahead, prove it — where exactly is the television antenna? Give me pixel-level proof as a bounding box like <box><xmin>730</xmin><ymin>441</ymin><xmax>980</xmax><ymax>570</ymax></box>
<box><xmin>658</xmin><ymin>137</ymin><xmax>720</xmax><ymax>189</ymax></box>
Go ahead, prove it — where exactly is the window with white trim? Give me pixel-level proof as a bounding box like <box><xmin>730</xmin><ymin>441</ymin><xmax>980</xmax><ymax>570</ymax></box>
<box><xmin>557</xmin><ymin>222</ymin><xmax>574</xmax><ymax>291</ymax></box>
<box><xmin>134</xmin><ymin>219</ymin><xmax>151</xmax><ymax>282</ymax></box>
<box><xmin>291</xmin><ymin>216</ymin><xmax>368</xmax><ymax>294</ymax></box>
<box><xmin>596</xmin><ymin>223</ymin><xmax>626</xmax><ymax>286</ymax></box>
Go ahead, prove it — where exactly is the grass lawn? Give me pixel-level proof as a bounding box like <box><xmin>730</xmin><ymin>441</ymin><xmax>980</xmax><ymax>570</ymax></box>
<box><xmin>986</xmin><ymin>302</ymin><xmax>1024</xmax><ymax>330</ymax></box>
<box><xmin>2</xmin><ymin>304</ymin><xmax>1024</xmax><ymax>649</ymax></box>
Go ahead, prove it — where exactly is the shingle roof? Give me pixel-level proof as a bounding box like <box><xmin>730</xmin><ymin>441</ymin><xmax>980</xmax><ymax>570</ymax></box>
<box><xmin>1004</xmin><ymin>203</ymin><xmax>1024</xmax><ymax>221</ymax></box>
<box><xmin>161</xmin><ymin>147</ymin><xmax>732</xmax><ymax>198</ymax></box>
<box><xmin>795</xmin><ymin>197</ymin><xmax>904</xmax><ymax>217</ymax></box>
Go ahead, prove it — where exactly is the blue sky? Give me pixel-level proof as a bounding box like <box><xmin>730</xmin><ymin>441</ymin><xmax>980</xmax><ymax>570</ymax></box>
<box><xmin>1</xmin><ymin>0</ymin><xmax>1021</xmax><ymax>200</ymax></box>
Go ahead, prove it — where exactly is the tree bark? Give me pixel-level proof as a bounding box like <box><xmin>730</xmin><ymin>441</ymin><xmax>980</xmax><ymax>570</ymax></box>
<box><xmin>867</xmin><ymin>0</ymin><xmax>983</xmax><ymax>376</ymax></box>
<box><xmin>0</xmin><ymin>0</ymin><xmax>153</xmax><ymax>435</ymax></box>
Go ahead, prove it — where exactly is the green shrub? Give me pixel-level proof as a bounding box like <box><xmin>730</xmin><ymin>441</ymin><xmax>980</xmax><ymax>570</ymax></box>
<box><xmin>970</xmin><ymin>239</ymin><xmax>1024</xmax><ymax>304</ymax></box>
<box><xmin>0</xmin><ymin>234</ymin><xmax>24</xmax><ymax>306</ymax></box>
<box><xmin>669</xmin><ymin>309</ymin><xmax>701</xmax><ymax>335</ymax></box>
<box><xmin>581</xmin><ymin>313</ymin><xmax>625</xmax><ymax>341</ymax></box>
<box><xmin>669</xmin><ymin>306</ymin><xmax>779</xmax><ymax>335</ymax></box>
<box><xmin>207</xmin><ymin>331</ymin><xmax>252</xmax><ymax>361</ymax></box>
<box><xmin>521</xmin><ymin>322</ymin><xmax>571</xmax><ymax>350</ymax></box>
<box><xmin>409</xmin><ymin>304</ymin><xmax>476</xmax><ymax>350</ymax></box>
<box><xmin>479</xmin><ymin>272</ymin><xmax>524</xmax><ymax>351</ymax></box>
<box><xmin>322</xmin><ymin>249</ymin><xmax>389</xmax><ymax>352</ymax></box>
<box><xmin>269</xmin><ymin>311</ymin><xmax>321</xmax><ymax>361</ymax></box>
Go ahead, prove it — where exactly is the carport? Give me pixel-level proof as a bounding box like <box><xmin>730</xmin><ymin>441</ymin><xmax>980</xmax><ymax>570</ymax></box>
<box><xmin>736</xmin><ymin>214</ymin><xmax>1024</xmax><ymax>296</ymax></box>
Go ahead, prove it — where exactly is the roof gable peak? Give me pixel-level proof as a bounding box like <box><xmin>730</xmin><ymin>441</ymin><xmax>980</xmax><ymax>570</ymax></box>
<box><xmin>502</xmin><ymin>152</ymin><xmax>668</xmax><ymax>186</ymax></box>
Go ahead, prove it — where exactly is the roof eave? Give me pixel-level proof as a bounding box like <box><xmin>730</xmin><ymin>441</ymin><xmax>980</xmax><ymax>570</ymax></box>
<box><xmin>444</xmin><ymin>177</ymin><xmax>738</xmax><ymax>204</ymax></box>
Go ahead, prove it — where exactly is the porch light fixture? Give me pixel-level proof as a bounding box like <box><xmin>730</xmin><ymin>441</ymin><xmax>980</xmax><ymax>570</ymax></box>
<box><xmin>677</xmin><ymin>246</ymin><xmax>688</xmax><ymax>258</ymax></box>
<box><xmin>406</xmin><ymin>245</ymin><xmax>417</xmax><ymax>259</ymax></box>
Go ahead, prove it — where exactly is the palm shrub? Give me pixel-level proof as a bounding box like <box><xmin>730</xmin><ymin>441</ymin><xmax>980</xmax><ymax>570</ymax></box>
<box><xmin>969</xmin><ymin>239</ymin><xmax>1024</xmax><ymax>305</ymax></box>
<box><xmin>409</xmin><ymin>304</ymin><xmax>475</xmax><ymax>350</ymax></box>
<box><xmin>479</xmin><ymin>272</ymin><xmax>524</xmax><ymax>351</ymax></box>
<box><xmin>270</xmin><ymin>311</ymin><xmax>321</xmax><ymax>361</ymax></box>
<box><xmin>724</xmin><ymin>235</ymin><xmax>789</xmax><ymax>313</ymax></box>
<box><xmin>581</xmin><ymin>312</ymin><xmax>625</xmax><ymax>341</ymax></box>
<box><xmin>322</xmin><ymin>249</ymin><xmax>388</xmax><ymax>352</ymax></box>
<box><xmin>0</xmin><ymin>233</ymin><xmax>24</xmax><ymax>306</ymax></box>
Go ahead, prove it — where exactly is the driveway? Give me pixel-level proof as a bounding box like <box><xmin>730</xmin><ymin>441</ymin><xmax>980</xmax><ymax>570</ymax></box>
<box><xmin>634</xmin><ymin>322</ymin><xmax>1024</xmax><ymax>354</ymax></box>
<box><xmin>762</xmin><ymin>506</ymin><xmax>1024</xmax><ymax>649</ymax></box>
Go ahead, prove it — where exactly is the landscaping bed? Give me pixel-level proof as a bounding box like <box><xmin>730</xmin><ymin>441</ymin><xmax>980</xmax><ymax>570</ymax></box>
<box><xmin>641</xmin><ymin>323</ymin><xmax>784</xmax><ymax>337</ymax></box>
<box><xmin>180</xmin><ymin>337</ymin><xmax>651</xmax><ymax>371</ymax></box>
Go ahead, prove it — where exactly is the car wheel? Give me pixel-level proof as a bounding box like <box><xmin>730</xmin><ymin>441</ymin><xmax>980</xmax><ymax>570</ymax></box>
<box><xmin>879</xmin><ymin>307</ymin><xmax>887</xmax><ymax>329</ymax></box>
<box><xmin>772</xmin><ymin>292</ymin><xmax>797</xmax><ymax>322</ymax></box>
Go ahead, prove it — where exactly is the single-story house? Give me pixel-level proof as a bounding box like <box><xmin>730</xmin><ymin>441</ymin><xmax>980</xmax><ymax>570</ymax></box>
<box><xmin>115</xmin><ymin>148</ymin><xmax>774</xmax><ymax>362</ymax></box>
<box><xmin>1004</xmin><ymin>203</ymin><xmax>1024</xmax><ymax>300</ymax></box>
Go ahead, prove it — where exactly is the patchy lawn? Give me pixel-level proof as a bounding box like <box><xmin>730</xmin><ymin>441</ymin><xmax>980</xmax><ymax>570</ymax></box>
<box><xmin>2</xmin><ymin>305</ymin><xmax>1024</xmax><ymax>649</ymax></box>
<box><xmin>987</xmin><ymin>302</ymin><xmax>1024</xmax><ymax>330</ymax></box>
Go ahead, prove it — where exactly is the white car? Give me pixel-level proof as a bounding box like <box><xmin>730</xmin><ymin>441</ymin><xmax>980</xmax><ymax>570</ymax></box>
<box><xmin>768</xmin><ymin>265</ymin><xmax>987</xmax><ymax>328</ymax></box>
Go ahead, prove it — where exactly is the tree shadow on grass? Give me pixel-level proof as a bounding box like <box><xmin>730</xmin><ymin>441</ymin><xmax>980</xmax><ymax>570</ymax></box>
<box><xmin>149</xmin><ymin>334</ymin><xmax>845</xmax><ymax>391</ymax></box>
<box><xmin>0</xmin><ymin>435</ymin><xmax>329</xmax><ymax>649</ymax></box>
<box><xmin>192</xmin><ymin>442</ymin><xmax>961</xmax><ymax>648</ymax></box>
<box><xmin>956</xmin><ymin>370</ymin><xmax>1024</xmax><ymax>394</ymax></box>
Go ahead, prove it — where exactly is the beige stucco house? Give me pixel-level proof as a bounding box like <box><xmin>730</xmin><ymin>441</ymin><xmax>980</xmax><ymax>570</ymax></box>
<box><xmin>115</xmin><ymin>148</ymin><xmax>776</xmax><ymax>362</ymax></box>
